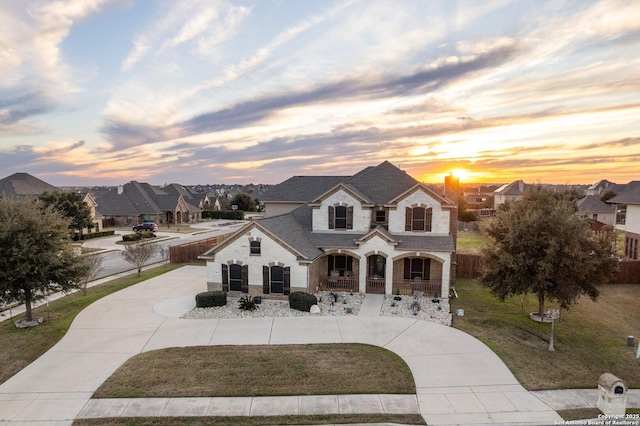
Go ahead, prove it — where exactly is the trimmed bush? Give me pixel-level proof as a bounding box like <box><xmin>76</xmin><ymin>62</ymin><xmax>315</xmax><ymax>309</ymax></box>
<box><xmin>196</xmin><ymin>291</ymin><xmax>227</xmax><ymax>308</ymax></box>
<box><xmin>289</xmin><ymin>291</ymin><xmax>318</xmax><ymax>312</ymax></box>
<box><xmin>80</xmin><ymin>230</ymin><xmax>115</xmax><ymax>240</ymax></box>
<box><xmin>122</xmin><ymin>233</ymin><xmax>142</xmax><ymax>242</ymax></box>
<box><xmin>139</xmin><ymin>231</ymin><xmax>155</xmax><ymax>239</ymax></box>
<box><xmin>203</xmin><ymin>210</ymin><xmax>245</xmax><ymax>220</ymax></box>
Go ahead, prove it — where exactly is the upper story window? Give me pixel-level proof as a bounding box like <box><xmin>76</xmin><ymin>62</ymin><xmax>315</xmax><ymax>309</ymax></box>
<box><xmin>328</xmin><ymin>205</ymin><xmax>353</xmax><ymax>230</ymax></box>
<box><xmin>405</xmin><ymin>206</ymin><xmax>432</xmax><ymax>232</ymax></box>
<box><xmin>375</xmin><ymin>208</ymin><xmax>386</xmax><ymax>223</ymax></box>
<box><xmin>250</xmin><ymin>240</ymin><xmax>261</xmax><ymax>255</ymax></box>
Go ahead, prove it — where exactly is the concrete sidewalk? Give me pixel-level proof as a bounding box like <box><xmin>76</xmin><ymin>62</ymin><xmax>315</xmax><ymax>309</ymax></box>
<box><xmin>0</xmin><ymin>265</ymin><xmax>626</xmax><ymax>425</ymax></box>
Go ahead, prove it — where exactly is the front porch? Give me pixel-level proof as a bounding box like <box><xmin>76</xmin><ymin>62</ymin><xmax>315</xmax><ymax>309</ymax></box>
<box><xmin>315</xmin><ymin>252</ymin><xmax>450</xmax><ymax>297</ymax></box>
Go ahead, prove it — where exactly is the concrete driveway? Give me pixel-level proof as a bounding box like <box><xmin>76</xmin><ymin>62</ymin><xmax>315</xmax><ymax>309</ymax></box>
<box><xmin>0</xmin><ymin>265</ymin><xmax>562</xmax><ymax>425</ymax></box>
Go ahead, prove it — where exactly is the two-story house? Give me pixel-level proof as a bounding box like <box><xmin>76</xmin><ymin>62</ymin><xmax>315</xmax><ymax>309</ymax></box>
<box><xmin>608</xmin><ymin>185</ymin><xmax>640</xmax><ymax>260</ymax></box>
<box><xmin>201</xmin><ymin>161</ymin><xmax>457</xmax><ymax>298</ymax></box>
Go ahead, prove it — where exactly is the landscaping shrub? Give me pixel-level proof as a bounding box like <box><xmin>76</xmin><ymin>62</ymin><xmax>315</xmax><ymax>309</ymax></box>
<box><xmin>196</xmin><ymin>291</ymin><xmax>227</xmax><ymax>308</ymax></box>
<box><xmin>80</xmin><ymin>230</ymin><xmax>115</xmax><ymax>240</ymax></box>
<box><xmin>203</xmin><ymin>210</ymin><xmax>245</xmax><ymax>220</ymax></box>
<box><xmin>139</xmin><ymin>231</ymin><xmax>155</xmax><ymax>238</ymax></box>
<box><xmin>238</xmin><ymin>295</ymin><xmax>258</xmax><ymax>311</ymax></box>
<box><xmin>122</xmin><ymin>233</ymin><xmax>142</xmax><ymax>242</ymax></box>
<box><xmin>289</xmin><ymin>291</ymin><xmax>318</xmax><ymax>312</ymax></box>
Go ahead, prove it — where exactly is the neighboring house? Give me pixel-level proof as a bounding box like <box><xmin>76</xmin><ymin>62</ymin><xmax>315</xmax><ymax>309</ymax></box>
<box><xmin>493</xmin><ymin>179</ymin><xmax>528</xmax><ymax>208</ymax></box>
<box><xmin>201</xmin><ymin>161</ymin><xmax>457</xmax><ymax>298</ymax></box>
<box><xmin>0</xmin><ymin>173</ymin><xmax>102</xmax><ymax>233</ymax></box>
<box><xmin>585</xmin><ymin>179</ymin><xmax>615</xmax><ymax>197</ymax></box>
<box><xmin>0</xmin><ymin>172</ymin><xmax>58</xmax><ymax>198</ymax></box>
<box><xmin>608</xmin><ymin>186</ymin><xmax>640</xmax><ymax>260</ymax></box>
<box><xmin>80</xmin><ymin>192</ymin><xmax>103</xmax><ymax>232</ymax></box>
<box><xmin>576</xmin><ymin>195</ymin><xmax>615</xmax><ymax>226</ymax></box>
<box><xmin>95</xmin><ymin>181</ymin><xmax>201</xmax><ymax>227</ymax></box>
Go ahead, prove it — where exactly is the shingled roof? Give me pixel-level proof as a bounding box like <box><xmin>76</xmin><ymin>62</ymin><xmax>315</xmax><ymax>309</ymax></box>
<box><xmin>577</xmin><ymin>195</ymin><xmax>615</xmax><ymax>212</ymax></box>
<box><xmin>609</xmin><ymin>185</ymin><xmax>640</xmax><ymax>205</ymax></box>
<box><xmin>261</xmin><ymin>175</ymin><xmax>348</xmax><ymax>202</ymax></box>
<box><xmin>0</xmin><ymin>172</ymin><xmax>58</xmax><ymax>197</ymax></box>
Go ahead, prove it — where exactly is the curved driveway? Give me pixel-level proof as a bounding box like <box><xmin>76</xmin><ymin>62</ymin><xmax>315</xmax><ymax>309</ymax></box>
<box><xmin>0</xmin><ymin>266</ymin><xmax>562</xmax><ymax>425</ymax></box>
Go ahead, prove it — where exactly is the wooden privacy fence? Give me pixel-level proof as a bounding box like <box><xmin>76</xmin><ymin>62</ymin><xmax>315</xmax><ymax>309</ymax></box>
<box><xmin>455</xmin><ymin>254</ymin><xmax>640</xmax><ymax>284</ymax></box>
<box><xmin>169</xmin><ymin>235</ymin><xmax>227</xmax><ymax>264</ymax></box>
<box><xmin>456</xmin><ymin>254</ymin><xmax>483</xmax><ymax>279</ymax></box>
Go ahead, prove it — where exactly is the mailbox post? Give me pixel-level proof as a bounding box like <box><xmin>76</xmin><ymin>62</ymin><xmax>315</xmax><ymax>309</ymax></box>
<box><xmin>596</xmin><ymin>373</ymin><xmax>627</xmax><ymax>416</ymax></box>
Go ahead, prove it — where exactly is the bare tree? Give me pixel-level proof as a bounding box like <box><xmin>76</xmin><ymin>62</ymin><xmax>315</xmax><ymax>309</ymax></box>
<box><xmin>81</xmin><ymin>253</ymin><xmax>104</xmax><ymax>295</ymax></box>
<box><xmin>121</xmin><ymin>241</ymin><xmax>160</xmax><ymax>276</ymax></box>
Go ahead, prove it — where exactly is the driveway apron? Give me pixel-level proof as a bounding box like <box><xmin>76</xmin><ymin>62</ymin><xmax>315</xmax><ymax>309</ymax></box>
<box><xmin>0</xmin><ymin>266</ymin><xmax>562</xmax><ymax>425</ymax></box>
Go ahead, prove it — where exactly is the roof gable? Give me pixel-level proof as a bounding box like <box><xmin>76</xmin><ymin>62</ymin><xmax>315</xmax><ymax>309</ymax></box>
<box><xmin>390</xmin><ymin>183</ymin><xmax>456</xmax><ymax>207</ymax></box>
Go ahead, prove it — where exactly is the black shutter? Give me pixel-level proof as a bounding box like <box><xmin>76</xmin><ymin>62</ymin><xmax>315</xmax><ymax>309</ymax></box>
<box><xmin>328</xmin><ymin>206</ymin><xmax>335</xmax><ymax>229</ymax></box>
<box><xmin>405</xmin><ymin>207</ymin><xmax>412</xmax><ymax>231</ymax></box>
<box><xmin>425</xmin><ymin>208</ymin><xmax>432</xmax><ymax>232</ymax></box>
<box><xmin>346</xmin><ymin>206</ymin><xmax>353</xmax><ymax>229</ymax></box>
<box><xmin>403</xmin><ymin>258</ymin><xmax>411</xmax><ymax>280</ymax></box>
<box><xmin>222</xmin><ymin>264</ymin><xmax>229</xmax><ymax>292</ymax></box>
<box><xmin>284</xmin><ymin>267</ymin><xmax>290</xmax><ymax>295</ymax></box>
<box><xmin>241</xmin><ymin>265</ymin><xmax>249</xmax><ymax>294</ymax></box>
<box><xmin>262</xmin><ymin>266</ymin><xmax>270</xmax><ymax>294</ymax></box>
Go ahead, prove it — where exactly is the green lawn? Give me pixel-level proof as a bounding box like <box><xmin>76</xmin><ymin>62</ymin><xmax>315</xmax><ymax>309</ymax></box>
<box><xmin>451</xmin><ymin>279</ymin><xmax>640</xmax><ymax>390</ymax></box>
<box><xmin>456</xmin><ymin>230</ymin><xmax>490</xmax><ymax>255</ymax></box>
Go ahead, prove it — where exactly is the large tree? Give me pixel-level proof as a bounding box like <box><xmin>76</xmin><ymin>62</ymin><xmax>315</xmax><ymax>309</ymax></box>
<box><xmin>0</xmin><ymin>197</ymin><xmax>91</xmax><ymax>321</ymax></box>
<box><xmin>230</xmin><ymin>192</ymin><xmax>256</xmax><ymax>212</ymax></box>
<box><xmin>480</xmin><ymin>188</ymin><xmax>618</xmax><ymax>316</ymax></box>
<box><xmin>39</xmin><ymin>191</ymin><xmax>93</xmax><ymax>236</ymax></box>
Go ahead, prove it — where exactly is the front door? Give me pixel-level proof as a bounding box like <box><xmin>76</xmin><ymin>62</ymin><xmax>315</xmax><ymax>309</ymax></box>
<box><xmin>366</xmin><ymin>255</ymin><xmax>386</xmax><ymax>294</ymax></box>
<box><xmin>229</xmin><ymin>264</ymin><xmax>243</xmax><ymax>292</ymax></box>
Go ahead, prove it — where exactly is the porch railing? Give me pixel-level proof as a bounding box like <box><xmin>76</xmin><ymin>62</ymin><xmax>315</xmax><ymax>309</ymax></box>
<box><xmin>393</xmin><ymin>279</ymin><xmax>442</xmax><ymax>297</ymax></box>
<box><xmin>366</xmin><ymin>277</ymin><xmax>385</xmax><ymax>294</ymax></box>
<box><xmin>319</xmin><ymin>276</ymin><xmax>358</xmax><ymax>292</ymax></box>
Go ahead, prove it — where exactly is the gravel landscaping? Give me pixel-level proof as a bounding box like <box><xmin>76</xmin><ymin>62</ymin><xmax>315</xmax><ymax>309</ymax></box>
<box><xmin>182</xmin><ymin>291</ymin><xmax>452</xmax><ymax>326</ymax></box>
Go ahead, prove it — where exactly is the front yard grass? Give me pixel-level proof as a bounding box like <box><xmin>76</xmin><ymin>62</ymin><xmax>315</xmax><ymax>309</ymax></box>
<box><xmin>0</xmin><ymin>264</ymin><xmax>182</xmax><ymax>385</ymax></box>
<box><xmin>451</xmin><ymin>279</ymin><xmax>640</xmax><ymax>390</ymax></box>
<box><xmin>93</xmin><ymin>344</ymin><xmax>416</xmax><ymax>398</ymax></box>
<box><xmin>456</xmin><ymin>230</ymin><xmax>490</xmax><ymax>255</ymax></box>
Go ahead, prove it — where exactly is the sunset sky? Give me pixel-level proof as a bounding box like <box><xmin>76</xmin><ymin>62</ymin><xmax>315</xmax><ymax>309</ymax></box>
<box><xmin>1</xmin><ymin>0</ymin><xmax>639</xmax><ymax>186</ymax></box>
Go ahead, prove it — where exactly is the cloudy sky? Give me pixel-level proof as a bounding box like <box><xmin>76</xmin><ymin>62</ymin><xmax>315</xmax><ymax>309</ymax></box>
<box><xmin>1</xmin><ymin>0</ymin><xmax>639</xmax><ymax>186</ymax></box>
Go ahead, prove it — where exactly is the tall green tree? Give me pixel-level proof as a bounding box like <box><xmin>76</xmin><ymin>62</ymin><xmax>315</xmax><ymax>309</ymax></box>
<box><xmin>230</xmin><ymin>192</ymin><xmax>256</xmax><ymax>212</ymax></box>
<box><xmin>480</xmin><ymin>188</ymin><xmax>618</xmax><ymax>316</ymax></box>
<box><xmin>0</xmin><ymin>198</ymin><xmax>91</xmax><ymax>322</ymax></box>
<box><xmin>39</xmin><ymin>191</ymin><xmax>93</xmax><ymax>236</ymax></box>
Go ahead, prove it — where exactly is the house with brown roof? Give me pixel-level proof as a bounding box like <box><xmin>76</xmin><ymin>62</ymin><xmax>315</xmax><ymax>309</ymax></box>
<box><xmin>201</xmin><ymin>161</ymin><xmax>457</xmax><ymax>298</ymax></box>
<box><xmin>0</xmin><ymin>172</ymin><xmax>58</xmax><ymax>198</ymax></box>
<box><xmin>95</xmin><ymin>181</ymin><xmax>201</xmax><ymax>227</ymax></box>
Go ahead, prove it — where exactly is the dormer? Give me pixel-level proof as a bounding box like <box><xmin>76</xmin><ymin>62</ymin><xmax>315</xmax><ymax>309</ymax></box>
<box><xmin>388</xmin><ymin>184</ymin><xmax>455</xmax><ymax>235</ymax></box>
<box><xmin>309</xmin><ymin>183</ymin><xmax>373</xmax><ymax>232</ymax></box>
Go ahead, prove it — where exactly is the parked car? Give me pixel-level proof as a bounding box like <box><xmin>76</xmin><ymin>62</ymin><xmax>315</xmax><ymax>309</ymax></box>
<box><xmin>133</xmin><ymin>222</ymin><xmax>158</xmax><ymax>232</ymax></box>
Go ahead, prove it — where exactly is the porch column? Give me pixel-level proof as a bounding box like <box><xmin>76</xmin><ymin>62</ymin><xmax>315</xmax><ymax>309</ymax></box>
<box><xmin>358</xmin><ymin>257</ymin><xmax>367</xmax><ymax>294</ymax></box>
<box><xmin>441</xmin><ymin>256</ymin><xmax>451</xmax><ymax>300</ymax></box>
<box><xmin>385</xmin><ymin>257</ymin><xmax>394</xmax><ymax>295</ymax></box>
